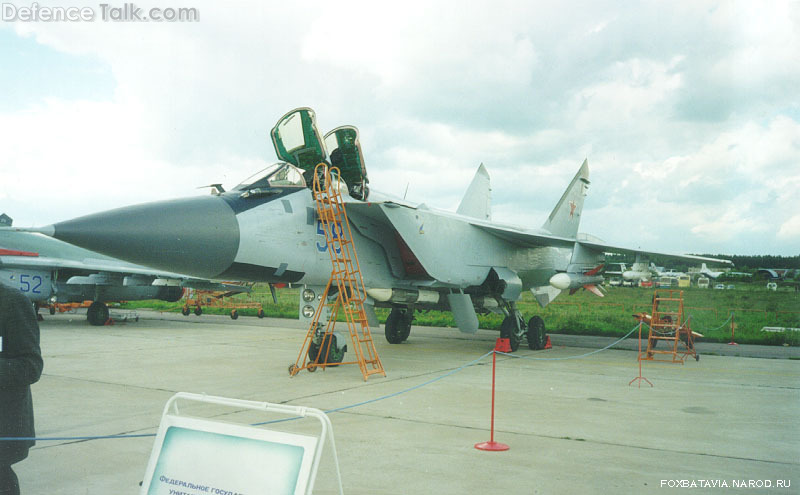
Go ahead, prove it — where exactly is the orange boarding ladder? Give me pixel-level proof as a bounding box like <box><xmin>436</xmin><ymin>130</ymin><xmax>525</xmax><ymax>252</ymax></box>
<box><xmin>289</xmin><ymin>163</ymin><xmax>386</xmax><ymax>381</ymax></box>
<box><xmin>642</xmin><ymin>289</ymin><xmax>698</xmax><ymax>363</ymax></box>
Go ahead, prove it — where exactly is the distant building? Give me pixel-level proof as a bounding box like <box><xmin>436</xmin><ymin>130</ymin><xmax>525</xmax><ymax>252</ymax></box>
<box><xmin>0</xmin><ymin>213</ymin><xmax>11</xmax><ymax>226</ymax></box>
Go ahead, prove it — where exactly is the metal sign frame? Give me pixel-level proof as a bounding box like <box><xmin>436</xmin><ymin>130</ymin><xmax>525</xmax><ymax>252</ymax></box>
<box><xmin>140</xmin><ymin>392</ymin><xmax>343</xmax><ymax>495</ymax></box>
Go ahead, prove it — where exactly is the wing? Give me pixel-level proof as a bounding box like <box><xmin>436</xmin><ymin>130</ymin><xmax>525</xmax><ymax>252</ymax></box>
<box><xmin>575</xmin><ymin>239</ymin><xmax>733</xmax><ymax>266</ymax></box>
<box><xmin>469</xmin><ymin>221</ymin><xmax>731</xmax><ymax>266</ymax></box>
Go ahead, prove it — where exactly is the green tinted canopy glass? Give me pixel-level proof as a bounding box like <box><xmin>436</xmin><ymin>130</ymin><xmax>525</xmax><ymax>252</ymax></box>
<box><xmin>270</xmin><ymin>108</ymin><xmax>328</xmax><ymax>174</ymax></box>
<box><xmin>324</xmin><ymin>126</ymin><xmax>368</xmax><ymax>188</ymax></box>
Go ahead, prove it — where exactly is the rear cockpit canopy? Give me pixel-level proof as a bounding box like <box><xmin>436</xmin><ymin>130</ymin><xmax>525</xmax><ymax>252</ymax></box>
<box><xmin>325</xmin><ymin>126</ymin><xmax>369</xmax><ymax>200</ymax></box>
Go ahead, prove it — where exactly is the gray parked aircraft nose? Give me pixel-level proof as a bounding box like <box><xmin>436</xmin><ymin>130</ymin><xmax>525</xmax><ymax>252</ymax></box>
<box><xmin>48</xmin><ymin>196</ymin><xmax>241</xmax><ymax>279</ymax></box>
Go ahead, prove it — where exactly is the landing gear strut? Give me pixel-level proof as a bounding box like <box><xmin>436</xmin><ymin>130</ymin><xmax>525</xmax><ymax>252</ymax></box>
<box><xmin>499</xmin><ymin>304</ymin><xmax>526</xmax><ymax>352</ymax></box>
<box><xmin>499</xmin><ymin>302</ymin><xmax>547</xmax><ymax>352</ymax></box>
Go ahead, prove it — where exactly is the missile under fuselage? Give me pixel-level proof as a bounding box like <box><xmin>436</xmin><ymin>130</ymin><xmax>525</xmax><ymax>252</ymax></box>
<box><xmin>548</xmin><ymin>272</ymin><xmax>604</xmax><ymax>290</ymax></box>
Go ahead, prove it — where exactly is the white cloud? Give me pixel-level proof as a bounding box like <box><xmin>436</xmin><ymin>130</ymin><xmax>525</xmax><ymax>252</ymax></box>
<box><xmin>0</xmin><ymin>0</ymin><xmax>798</xmax><ymax>255</ymax></box>
<box><xmin>0</xmin><ymin>97</ymin><xmax>270</xmax><ymax>224</ymax></box>
<box><xmin>570</xmin><ymin>57</ymin><xmax>684</xmax><ymax>131</ymax></box>
<box><xmin>778</xmin><ymin>214</ymin><xmax>800</xmax><ymax>241</ymax></box>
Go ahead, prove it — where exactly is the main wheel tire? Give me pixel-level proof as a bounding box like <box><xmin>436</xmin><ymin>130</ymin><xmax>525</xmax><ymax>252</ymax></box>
<box><xmin>399</xmin><ymin>311</ymin><xmax>412</xmax><ymax>342</ymax></box>
<box><xmin>257</xmin><ymin>309</ymin><xmax>265</xmax><ymax>319</ymax></box>
<box><xmin>181</xmin><ymin>306</ymin><xmax>190</xmax><ymax>316</ymax></box>
<box><xmin>194</xmin><ymin>306</ymin><xmax>202</xmax><ymax>316</ymax></box>
<box><xmin>87</xmin><ymin>302</ymin><xmax>109</xmax><ymax>326</ymax></box>
<box><xmin>230</xmin><ymin>310</ymin><xmax>239</xmax><ymax>320</ymax></box>
<box><xmin>500</xmin><ymin>316</ymin><xmax>521</xmax><ymax>352</ymax></box>
<box><xmin>385</xmin><ymin>309</ymin><xmax>410</xmax><ymax>344</ymax></box>
<box><xmin>527</xmin><ymin>316</ymin><xmax>546</xmax><ymax>350</ymax></box>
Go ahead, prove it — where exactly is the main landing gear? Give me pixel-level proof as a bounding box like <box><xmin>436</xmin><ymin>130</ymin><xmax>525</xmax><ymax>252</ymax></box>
<box><xmin>382</xmin><ymin>303</ymin><xmax>547</xmax><ymax>353</ymax></box>
<box><xmin>87</xmin><ymin>301</ymin><xmax>109</xmax><ymax>326</ymax></box>
<box><xmin>500</xmin><ymin>303</ymin><xmax>547</xmax><ymax>352</ymax></box>
<box><xmin>385</xmin><ymin>308</ymin><xmax>413</xmax><ymax>344</ymax></box>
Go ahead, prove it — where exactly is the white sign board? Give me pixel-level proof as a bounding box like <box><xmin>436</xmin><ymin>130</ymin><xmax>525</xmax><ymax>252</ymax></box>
<box><xmin>141</xmin><ymin>415</ymin><xmax>319</xmax><ymax>495</ymax></box>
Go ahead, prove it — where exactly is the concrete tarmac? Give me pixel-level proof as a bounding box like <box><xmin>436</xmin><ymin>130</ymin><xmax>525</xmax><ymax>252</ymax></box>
<box><xmin>13</xmin><ymin>310</ymin><xmax>800</xmax><ymax>494</ymax></box>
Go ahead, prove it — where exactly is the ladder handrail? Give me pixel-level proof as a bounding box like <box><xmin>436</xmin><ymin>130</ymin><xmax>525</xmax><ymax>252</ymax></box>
<box><xmin>290</xmin><ymin>164</ymin><xmax>385</xmax><ymax>381</ymax></box>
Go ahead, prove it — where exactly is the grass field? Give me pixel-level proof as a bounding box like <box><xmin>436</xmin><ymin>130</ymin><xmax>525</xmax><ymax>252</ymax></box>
<box><xmin>121</xmin><ymin>283</ymin><xmax>800</xmax><ymax>346</ymax></box>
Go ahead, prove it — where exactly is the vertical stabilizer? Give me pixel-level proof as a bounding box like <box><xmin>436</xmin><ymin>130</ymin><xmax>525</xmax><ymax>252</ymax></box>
<box><xmin>457</xmin><ymin>164</ymin><xmax>492</xmax><ymax>221</ymax></box>
<box><xmin>541</xmin><ymin>159</ymin><xmax>590</xmax><ymax>239</ymax></box>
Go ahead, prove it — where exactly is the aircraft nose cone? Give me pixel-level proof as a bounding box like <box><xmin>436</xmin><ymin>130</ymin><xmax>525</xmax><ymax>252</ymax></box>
<box><xmin>52</xmin><ymin>196</ymin><xmax>240</xmax><ymax>279</ymax></box>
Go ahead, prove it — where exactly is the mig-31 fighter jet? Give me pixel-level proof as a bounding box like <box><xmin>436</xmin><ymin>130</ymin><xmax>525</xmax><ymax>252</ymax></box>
<box><xmin>22</xmin><ymin>108</ymin><xmax>731</xmax><ymax>351</ymax></box>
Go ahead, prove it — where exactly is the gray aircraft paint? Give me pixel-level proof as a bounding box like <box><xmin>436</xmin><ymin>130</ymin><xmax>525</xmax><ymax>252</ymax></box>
<box><xmin>21</xmin><ymin>110</ymin><xmax>731</xmax><ymax>337</ymax></box>
<box><xmin>53</xmin><ymin>196</ymin><xmax>240</xmax><ymax>279</ymax></box>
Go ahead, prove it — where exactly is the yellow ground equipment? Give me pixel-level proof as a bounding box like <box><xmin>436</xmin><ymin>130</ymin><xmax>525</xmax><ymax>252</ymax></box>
<box><xmin>181</xmin><ymin>285</ymin><xmax>265</xmax><ymax>320</ymax></box>
<box><xmin>636</xmin><ymin>289</ymin><xmax>699</xmax><ymax>363</ymax></box>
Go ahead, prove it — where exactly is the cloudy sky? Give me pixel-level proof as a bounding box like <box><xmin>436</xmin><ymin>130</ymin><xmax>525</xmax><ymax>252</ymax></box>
<box><xmin>1</xmin><ymin>0</ymin><xmax>798</xmax><ymax>256</ymax></box>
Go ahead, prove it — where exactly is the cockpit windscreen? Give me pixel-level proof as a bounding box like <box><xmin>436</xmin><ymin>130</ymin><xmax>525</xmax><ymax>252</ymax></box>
<box><xmin>233</xmin><ymin>163</ymin><xmax>306</xmax><ymax>191</ymax></box>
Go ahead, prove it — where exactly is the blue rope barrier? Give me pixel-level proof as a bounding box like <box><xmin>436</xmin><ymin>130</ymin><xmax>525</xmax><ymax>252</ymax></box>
<box><xmin>687</xmin><ymin>312</ymin><xmax>733</xmax><ymax>333</ymax></box>
<box><xmin>0</xmin><ymin>433</ymin><xmax>155</xmax><ymax>442</ymax></box>
<box><xmin>3</xmin><ymin>323</ymin><xmax>644</xmax><ymax>443</ymax></box>
<box><xmin>496</xmin><ymin>323</ymin><xmax>643</xmax><ymax>361</ymax></box>
<box><xmin>252</xmin><ymin>350</ymin><xmax>494</xmax><ymax>426</ymax></box>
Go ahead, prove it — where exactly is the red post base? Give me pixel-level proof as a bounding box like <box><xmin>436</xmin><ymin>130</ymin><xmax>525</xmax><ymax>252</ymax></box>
<box><xmin>544</xmin><ymin>335</ymin><xmax>552</xmax><ymax>349</ymax></box>
<box><xmin>475</xmin><ymin>441</ymin><xmax>510</xmax><ymax>451</ymax></box>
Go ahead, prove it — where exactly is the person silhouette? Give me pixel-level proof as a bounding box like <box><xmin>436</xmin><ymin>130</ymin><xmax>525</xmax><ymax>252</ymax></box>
<box><xmin>1</xmin><ymin>284</ymin><xmax>44</xmax><ymax>495</ymax></box>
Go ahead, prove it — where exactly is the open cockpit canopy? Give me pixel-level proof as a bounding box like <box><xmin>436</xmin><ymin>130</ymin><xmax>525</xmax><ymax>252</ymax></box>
<box><xmin>270</xmin><ymin>108</ymin><xmax>369</xmax><ymax>199</ymax></box>
<box><xmin>325</xmin><ymin>126</ymin><xmax>368</xmax><ymax>199</ymax></box>
<box><xmin>270</xmin><ymin>107</ymin><xmax>327</xmax><ymax>180</ymax></box>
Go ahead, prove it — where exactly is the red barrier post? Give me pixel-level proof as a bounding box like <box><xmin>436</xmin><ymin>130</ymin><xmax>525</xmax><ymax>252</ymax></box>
<box><xmin>475</xmin><ymin>338</ymin><xmax>510</xmax><ymax>451</ymax></box>
<box><xmin>629</xmin><ymin>322</ymin><xmax>653</xmax><ymax>388</ymax></box>
<box><xmin>728</xmin><ymin>312</ymin><xmax>738</xmax><ymax>346</ymax></box>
